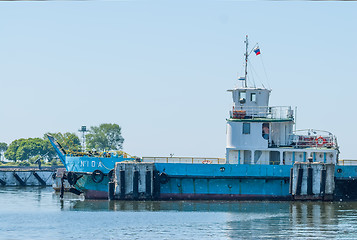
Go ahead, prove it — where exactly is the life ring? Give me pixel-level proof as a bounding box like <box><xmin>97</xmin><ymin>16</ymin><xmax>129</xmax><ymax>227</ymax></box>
<box><xmin>202</xmin><ymin>160</ymin><xmax>212</xmax><ymax>164</ymax></box>
<box><xmin>159</xmin><ymin>172</ymin><xmax>169</xmax><ymax>184</ymax></box>
<box><xmin>67</xmin><ymin>171</ymin><xmax>79</xmax><ymax>185</ymax></box>
<box><xmin>108</xmin><ymin>169</ymin><xmax>115</xmax><ymax>182</ymax></box>
<box><xmin>316</xmin><ymin>136</ymin><xmax>327</xmax><ymax>146</ymax></box>
<box><xmin>91</xmin><ymin>170</ymin><xmax>105</xmax><ymax>183</ymax></box>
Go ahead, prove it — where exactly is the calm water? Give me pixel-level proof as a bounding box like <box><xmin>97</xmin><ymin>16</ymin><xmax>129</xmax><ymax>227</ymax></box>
<box><xmin>1</xmin><ymin>187</ymin><xmax>357</xmax><ymax>239</ymax></box>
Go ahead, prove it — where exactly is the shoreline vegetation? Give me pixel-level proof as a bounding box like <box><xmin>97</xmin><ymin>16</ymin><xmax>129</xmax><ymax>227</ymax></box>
<box><xmin>0</xmin><ymin>123</ymin><xmax>124</xmax><ymax>167</ymax></box>
<box><xmin>0</xmin><ymin>161</ymin><xmax>64</xmax><ymax>167</ymax></box>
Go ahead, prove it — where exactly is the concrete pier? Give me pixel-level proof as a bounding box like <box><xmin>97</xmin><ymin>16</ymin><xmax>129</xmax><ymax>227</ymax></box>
<box><xmin>112</xmin><ymin>162</ymin><xmax>157</xmax><ymax>200</ymax></box>
<box><xmin>0</xmin><ymin>167</ymin><xmax>56</xmax><ymax>186</ymax></box>
<box><xmin>52</xmin><ymin>168</ymin><xmax>71</xmax><ymax>191</ymax></box>
<box><xmin>291</xmin><ymin>163</ymin><xmax>335</xmax><ymax>200</ymax></box>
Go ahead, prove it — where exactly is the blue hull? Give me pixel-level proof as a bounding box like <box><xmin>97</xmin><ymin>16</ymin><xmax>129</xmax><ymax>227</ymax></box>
<box><xmin>156</xmin><ymin>163</ymin><xmax>291</xmax><ymax>200</ymax></box>
<box><xmin>60</xmin><ymin>155</ymin><xmax>135</xmax><ymax>199</ymax></box>
<box><xmin>72</xmin><ymin>162</ymin><xmax>293</xmax><ymax>199</ymax></box>
<box><xmin>68</xmin><ymin>161</ymin><xmax>357</xmax><ymax>200</ymax></box>
<box><xmin>74</xmin><ymin>174</ymin><xmax>111</xmax><ymax>199</ymax></box>
<box><xmin>65</xmin><ymin>155</ymin><xmax>131</xmax><ymax>173</ymax></box>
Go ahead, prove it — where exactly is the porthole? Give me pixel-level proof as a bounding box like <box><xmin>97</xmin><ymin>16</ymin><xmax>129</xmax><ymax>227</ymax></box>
<box><xmin>220</xmin><ymin>167</ymin><xmax>225</xmax><ymax>172</ymax></box>
<box><xmin>337</xmin><ymin>168</ymin><xmax>342</xmax><ymax>173</ymax></box>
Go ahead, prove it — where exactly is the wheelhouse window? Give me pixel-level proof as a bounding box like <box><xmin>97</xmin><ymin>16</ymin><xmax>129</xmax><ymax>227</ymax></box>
<box><xmin>251</xmin><ymin>93</ymin><xmax>256</xmax><ymax>102</ymax></box>
<box><xmin>239</xmin><ymin>92</ymin><xmax>246</xmax><ymax>100</ymax></box>
<box><xmin>243</xmin><ymin>123</ymin><xmax>250</xmax><ymax>134</ymax></box>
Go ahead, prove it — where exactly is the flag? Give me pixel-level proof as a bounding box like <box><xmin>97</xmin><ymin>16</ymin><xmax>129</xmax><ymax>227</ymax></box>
<box><xmin>254</xmin><ymin>46</ymin><xmax>261</xmax><ymax>56</ymax></box>
<box><xmin>238</xmin><ymin>77</ymin><xmax>246</xmax><ymax>81</ymax></box>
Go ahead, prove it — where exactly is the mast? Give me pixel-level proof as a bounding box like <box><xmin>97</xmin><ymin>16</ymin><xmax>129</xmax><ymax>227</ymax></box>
<box><xmin>244</xmin><ymin>35</ymin><xmax>248</xmax><ymax>88</ymax></box>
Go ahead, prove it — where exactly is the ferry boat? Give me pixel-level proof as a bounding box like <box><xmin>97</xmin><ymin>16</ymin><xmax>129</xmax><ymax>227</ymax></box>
<box><xmin>48</xmin><ymin>36</ymin><xmax>357</xmax><ymax>200</ymax></box>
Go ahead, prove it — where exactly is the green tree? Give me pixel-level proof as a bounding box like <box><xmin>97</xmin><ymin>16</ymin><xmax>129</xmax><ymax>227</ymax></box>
<box><xmin>5</xmin><ymin>139</ymin><xmax>25</xmax><ymax>162</ymax></box>
<box><xmin>44</xmin><ymin>132</ymin><xmax>81</xmax><ymax>153</ymax></box>
<box><xmin>5</xmin><ymin>138</ymin><xmax>55</xmax><ymax>162</ymax></box>
<box><xmin>85</xmin><ymin>123</ymin><xmax>124</xmax><ymax>151</ymax></box>
<box><xmin>0</xmin><ymin>142</ymin><xmax>8</xmax><ymax>161</ymax></box>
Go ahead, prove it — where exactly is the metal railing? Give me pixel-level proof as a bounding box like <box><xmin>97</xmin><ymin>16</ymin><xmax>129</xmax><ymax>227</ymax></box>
<box><xmin>338</xmin><ymin>159</ymin><xmax>357</xmax><ymax>166</ymax></box>
<box><xmin>66</xmin><ymin>150</ymin><xmax>134</xmax><ymax>158</ymax></box>
<box><xmin>230</xmin><ymin>106</ymin><xmax>293</xmax><ymax>120</ymax></box>
<box><xmin>289</xmin><ymin>129</ymin><xmax>338</xmax><ymax>149</ymax></box>
<box><xmin>142</xmin><ymin>157</ymin><xmax>226</xmax><ymax>164</ymax></box>
<box><xmin>267</xmin><ymin>130</ymin><xmax>338</xmax><ymax>149</ymax></box>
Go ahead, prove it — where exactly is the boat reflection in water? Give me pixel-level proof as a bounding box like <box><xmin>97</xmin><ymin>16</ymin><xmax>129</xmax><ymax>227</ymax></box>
<box><xmin>69</xmin><ymin>199</ymin><xmax>357</xmax><ymax>238</ymax></box>
<box><xmin>2</xmin><ymin>188</ymin><xmax>357</xmax><ymax>239</ymax></box>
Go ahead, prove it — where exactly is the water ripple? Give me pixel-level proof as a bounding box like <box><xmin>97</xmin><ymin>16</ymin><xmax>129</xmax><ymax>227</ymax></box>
<box><xmin>2</xmin><ymin>188</ymin><xmax>357</xmax><ymax>239</ymax></box>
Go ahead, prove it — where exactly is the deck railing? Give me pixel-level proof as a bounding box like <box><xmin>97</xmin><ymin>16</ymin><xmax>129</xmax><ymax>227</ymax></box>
<box><xmin>230</xmin><ymin>106</ymin><xmax>293</xmax><ymax>120</ymax></box>
<box><xmin>142</xmin><ymin>157</ymin><xmax>357</xmax><ymax>165</ymax></box>
<box><xmin>142</xmin><ymin>157</ymin><xmax>226</xmax><ymax>164</ymax></box>
<box><xmin>288</xmin><ymin>136</ymin><xmax>337</xmax><ymax>148</ymax></box>
<box><xmin>338</xmin><ymin>159</ymin><xmax>357</xmax><ymax>166</ymax></box>
<box><xmin>289</xmin><ymin>129</ymin><xmax>338</xmax><ymax>149</ymax></box>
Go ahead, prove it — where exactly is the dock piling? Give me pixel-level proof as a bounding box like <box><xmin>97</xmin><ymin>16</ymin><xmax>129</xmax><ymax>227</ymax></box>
<box><xmin>289</xmin><ymin>168</ymin><xmax>293</xmax><ymax>194</ymax></box>
<box><xmin>153</xmin><ymin>170</ymin><xmax>160</xmax><ymax>200</ymax></box>
<box><xmin>295</xmin><ymin>168</ymin><xmax>303</xmax><ymax>196</ymax></box>
<box><xmin>108</xmin><ymin>181</ymin><xmax>115</xmax><ymax>200</ymax></box>
<box><xmin>307</xmin><ymin>167</ymin><xmax>313</xmax><ymax>195</ymax></box>
<box><xmin>292</xmin><ymin>163</ymin><xmax>335</xmax><ymax>200</ymax></box>
<box><xmin>320</xmin><ymin>168</ymin><xmax>327</xmax><ymax>196</ymax></box>
<box><xmin>133</xmin><ymin>169</ymin><xmax>139</xmax><ymax>200</ymax></box>
<box><xmin>145</xmin><ymin>170</ymin><xmax>152</xmax><ymax>199</ymax></box>
<box><xmin>119</xmin><ymin>169</ymin><xmax>126</xmax><ymax>199</ymax></box>
<box><xmin>114</xmin><ymin>162</ymin><xmax>155</xmax><ymax>200</ymax></box>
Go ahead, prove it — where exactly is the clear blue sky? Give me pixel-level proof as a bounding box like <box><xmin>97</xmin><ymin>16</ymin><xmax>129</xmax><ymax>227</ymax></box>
<box><xmin>0</xmin><ymin>1</ymin><xmax>356</xmax><ymax>159</ymax></box>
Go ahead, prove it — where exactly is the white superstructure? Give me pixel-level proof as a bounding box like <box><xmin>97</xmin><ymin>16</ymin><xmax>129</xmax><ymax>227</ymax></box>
<box><xmin>225</xmin><ymin>37</ymin><xmax>338</xmax><ymax>165</ymax></box>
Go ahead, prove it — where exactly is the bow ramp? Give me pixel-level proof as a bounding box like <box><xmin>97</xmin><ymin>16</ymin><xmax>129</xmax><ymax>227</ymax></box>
<box><xmin>46</xmin><ymin>134</ymin><xmax>66</xmax><ymax>166</ymax></box>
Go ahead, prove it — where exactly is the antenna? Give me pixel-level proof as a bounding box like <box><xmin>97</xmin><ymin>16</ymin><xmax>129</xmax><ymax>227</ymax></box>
<box><xmin>78</xmin><ymin>126</ymin><xmax>89</xmax><ymax>152</ymax></box>
<box><xmin>238</xmin><ymin>35</ymin><xmax>258</xmax><ymax>88</ymax></box>
<box><xmin>244</xmin><ymin>35</ymin><xmax>248</xmax><ymax>88</ymax></box>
